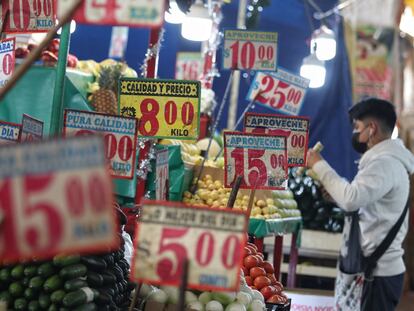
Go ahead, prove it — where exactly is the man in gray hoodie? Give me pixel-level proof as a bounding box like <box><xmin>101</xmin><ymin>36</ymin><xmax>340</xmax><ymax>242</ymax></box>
<box><xmin>307</xmin><ymin>98</ymin><xmax>414</xmax><ymax>310</ymax></box>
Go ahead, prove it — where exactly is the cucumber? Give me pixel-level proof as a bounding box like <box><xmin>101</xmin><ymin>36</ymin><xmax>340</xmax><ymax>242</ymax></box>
<box><xmin>53</xmin><ymin>255</ymin><xmax>81</xmax><ymax>267</ymax></box>
<box><xmin>24</xmin><ymin>266</ymin><xmax>38</xmax><ymax>278</ymax></box>
<box><xmin>51</xmin><ymin>289</ymin><xmax>66</xmax><ymax>304</ymax></box>
<box><xmin>39</xmin><ymin>293</ymin><xmax>51</xmax><ymax>308</ymax></box>
<box><xmin>9</xmin><ymin>281</ymin><xmax>24</xmax><ymax>297</ymax></box>
<box><xmin>63</xmin><ymin>288</ymin><xmax>98</xmax><ymax>307</ymax></box>
<box><xmin>102</xmin><ymin>254</ymin><xmax>114</xmax><ymax>267</ymax></box>
<box><xmin>86</xmin><ymin>271</ymin><xmax>103</xmax><ymax>287</ymax></box>
<box><xmin>0</xmin><ymin>268</ymin><xmax>11</xmax><ymax>282</ymax></box>
<box><xmin>22</xmin><ymin>277</ymin><xmax>30</xmax><ymax>287</ymax></box>
<box><xmin>44</xmin><ymin>275</ymin><xmax>62</xmax><ymax>293</ymax></box>
<box><xmin>11</xmin><ymin>265</ymin><xmax>24</xmax><ymax>280</ymax></box>
<box><xmin>101</xmin><ymin>272</ymin><xmax>116</xmax><ymax>285</ymax></box>
<box><xmin>29</xmin><ymin>276</ymin><xmax>44</xmax><ymax>290</ymax></box>
<box><xmin>73</xmin><ymin>303</ymin><xmax>97</xmax><ymax>311</ymax></box>
<box><xmin>28</xmin><ymin>300</ymin><xmax>41</xmax><ymax>311</ymax></box>
<box><xmin>59</xmin><ymin>264</ymin><xmax>87</xmax><ymax>279</ymax></box>
<box><xmin>38</xmin><ymin>263</ymin><xmax>56</xmax><ymax>278</ymax></box>
<box><xmin>64</xmin><ymin>278</ymin><xmax>88</xmax><ymax>291</ymax></box>
<box><xmin>14</xmin><ymin>298</ymin><xmax>27</xmax><ymax>310</ymax></box>
<box><xmin>95</xmin><ymin>290</ymin><xmax>112</xmax><ymax>305</ymax></box>
<box><xmin>24</xmin><ymin>287</ymin><xmax>36</xmax><ymax>300</ymax></box>
<box><xmin>81</xmin><ymin>257</ymin><xmax>107</xmax><ymax>272</ymax></box>
<box><xmin>98</xmin><ymin>287</ymin><xmax>115</xmax><ymax>298</ymax></box>
<box><xmin>0</xmin><ymin>291</ymin><xmax>12</xmax><ymax>303</ymax></box>
<box><xmin>48</xmin><ymin>304</ymin><xmax>59</xmax><ymax>311</ymax></box>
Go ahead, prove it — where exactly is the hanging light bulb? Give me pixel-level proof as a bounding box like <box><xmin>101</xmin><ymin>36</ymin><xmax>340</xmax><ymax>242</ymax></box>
<box><xmin>165</xmin><ymin>0</ymin><xmax>186</xmax><ymax>24</ymax></box>
<box><xmin>311</xmin><ymin>25</ymin><xmax>336</xmax><ymax>61</ymax></box>
<box><xmin>300</xmin><ymin>52</ymin><xmax>326</xmax><ymax>88</ymax></box>
<box><xmin>57</xmin><ymin>20</ymin><xmax>77</xmax><ymax>35</ymax></box>
<box><xmin>181</xmin><ymin>1</ymin><xmax>213</xmax><ymax>41</ymax></box>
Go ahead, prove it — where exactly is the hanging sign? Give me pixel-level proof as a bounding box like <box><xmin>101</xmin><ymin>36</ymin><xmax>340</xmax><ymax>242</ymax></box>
<box><xmin>246</xmin><ymin>68</ymin><xmax>310</xmax><ymax>115</ymax></box>
<box><xmin>63</xmin><ymin>109</ymin><xmax>138</xmax><ymax>180</ymax></box>
<box><xmin>0</xmin><ymin>136</ymin><xmax>118</xmax><ymax>263</ymax></box>
<box><xmin>175</xmin><ymin>52</ymin><xmax>204</xmax><ymax>81</ymax></box>
<box><xmin>224</xmin><ymin>131</ymin><xmax>288</xmax><ymax>190</ymax></box>
<box><xmin>19</xmin><ymin>114</ymin><xmax>43</xmax><ymax>142</ymax></box>
<box><xmin>108</xmin><ymin>26</ymin><xmax>129</xmax><ymax>59</ymax></box>
<box><xmin>131</xmin><ymin>201</ymin><xmax>248</xmax><ymax>291</ymax></box>
<box><xmin>0</xmin><ymin>38</ymin><xmax>15</xmax><ymax>87</ymax></box>
<box><xmin>223</xmin><ymin>30</ymin><xmax>278</xmax><ymax>71</ymax></box>
<box><xmin>0</xmin><ymin>120</ymin><xmax>20</xmax><ymax>144</ymax></box>
<box><xmin>0</xmin><ymin>0</ymin><xmax>55</xmax><ymax>33</ymax></box>
<box><xmin>57</xmin><ymin>0</ymin><xmax>164</xmax><ymax>28</ymax></box>
<box><xmin>119</xmin><ymin>78</ymin><xmax>201</xmax><ymax>140</ymax></box>
<box><xmin>155</xmin><ymin>148</ymin><xmax>169</xmax><ymax>201</ymax></box>
<box><xmin>244</xmin><ymin>113</ymin><xmax>310</xmax><ymax>167</ymax></box>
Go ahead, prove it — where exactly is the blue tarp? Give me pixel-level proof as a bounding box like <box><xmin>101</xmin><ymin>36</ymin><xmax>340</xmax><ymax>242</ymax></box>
<box><xmin>70</xmin><ymin>0</ymin><xmax>358</xmax><ymax>180</ymax></box>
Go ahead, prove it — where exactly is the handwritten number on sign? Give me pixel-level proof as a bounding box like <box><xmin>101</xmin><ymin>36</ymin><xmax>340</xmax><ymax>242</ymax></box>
<box><xmin>230</xmin><ymin>148</ymin><xmax>268</xmax><ymax>186</ymax></box>
<box><xmin>229</xmin><ymin>41</ymin><xmax>274</xmax><ymax>70</ymax></box>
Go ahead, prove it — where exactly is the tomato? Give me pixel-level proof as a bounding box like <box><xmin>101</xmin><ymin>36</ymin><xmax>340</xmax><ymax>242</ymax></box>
<box><xmin>262</xmin><ymin>261</ymin><xmax>274</xmax><ymax>274</ymax></box>
<box><xmin>267</xmin><ymin>294</ymin><xmax>288</xmax><ymax>304</ymax></box>
<box><xmin>245</xmin><ymin>245</ymin><xmax>257</xmax><ymax>255</ymax></box>
<box><xmin>267</xmin><ymin>273</ymin><xmax>278</xmax><ymax>285</ymax></box>
<box><xmin>252</xmin><ymin>254</ymin><xmax>263</xmax><ymax>266</ymax></box>
<box><xmin>247</xmin><ymin>242</ymin><xmax>258</xmax><ymax>252</ymax></box>
<box><xmin>241</xmin><ymin>266</ymin><xmax>249</xmax><ymax>276</ymax></box>
<box><xmin>244</xmin><ymin>247</ymin><xmax>253</xmax><ymax>257</ymax></box>
<box><xmin>273</xmin><ymin>281</ymin><xmax>284</xmax><ymax>292</ymax></box>
<box><xmin>245</xmin><ymin>276</ymin><xmax>253</xmax><ymax>286</ymax></box>
<box><xmin>256</xmin><ymin>252</ymin><xmax>264</xmax><ymax>259</ymax></box>
<box><xmin>260</xmin><ymin>285</ymin><xmax>278</xmax><ymax>300</ymax></box>
<box><xmin>244</xmin><ymin>255</ymin><xmax>260</xmax><ymax>270</ymax></box>
<box><xmin>253</xmin><ymin>275</ymin><xmax>271</xmax><ymax>290</ymax></box>
<box><xmin>250</xmin><ymin>267</ymin><xmax>266</xmax><ymax>279</ymax></box>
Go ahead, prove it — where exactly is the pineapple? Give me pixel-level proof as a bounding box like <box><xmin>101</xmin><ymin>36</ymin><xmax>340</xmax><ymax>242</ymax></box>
<box><xmin>91</xmin><ymin>64</ymin><xmax>124</xmax><ymax>115</ymax></box>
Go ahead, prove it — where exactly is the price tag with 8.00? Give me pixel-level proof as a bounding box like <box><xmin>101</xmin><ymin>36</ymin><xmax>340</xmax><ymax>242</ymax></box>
<box><xmin>246</xmin><ymin>68</ymin><xmax>310</xmax><ymax>116</ymax></box>
<box><xmin>0</xmin><ymin>135</ymin><xmax>118</xmax><ymax>263</ymax></box>
<box><xmin>119</xmin><ymin>78</ymin><xmax>201</xmax><ymax>140</ymax></box>
<box><xmin>131</xmin><ymin>201</ymin><xmax>248</xmax><ymax>291</ymax></box>
<box><xmin>224</xmin><ymin>132</ymin><xmax>288</xmax><ymax>190</ymax></box>
<box><xmin>222</xmin><ymin>30</ymin><xmax>278</xmax><ymax>72</ymax></box>
<box><xmin>1</xmin><ymin>1</ymin><xmax>55</xmax><ymax>32</ymax></box>
<box><xmin>244</xmin><ymin>113</ymin><xmax>310</xmax><ymax>167</ymax></box>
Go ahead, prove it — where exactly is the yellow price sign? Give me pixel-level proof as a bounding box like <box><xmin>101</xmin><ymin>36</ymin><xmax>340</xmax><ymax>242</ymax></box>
<box><xmin>119</xmin><ymin>78</ymin><xmax>201</xmax><ymax>140</ymax></box>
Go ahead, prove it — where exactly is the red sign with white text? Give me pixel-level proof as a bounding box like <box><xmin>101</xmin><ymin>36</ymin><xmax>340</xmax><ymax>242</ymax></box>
<box><xmin>131</xmin><ymin>201</ymin><xmax>248</xmax><ymax>291</ymax></box>
<box><xmin>0</xmin><ymin>136</ymin><xmax>118</xmax><ymax>263</ymax></box>
<box><xmin>224</xmin><ymin>131</ymin><xmax>288</xmax><ymax>190</ymax></box>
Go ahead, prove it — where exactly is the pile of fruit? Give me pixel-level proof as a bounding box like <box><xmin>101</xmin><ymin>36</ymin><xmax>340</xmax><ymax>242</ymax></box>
<box><xmin>242</xmin><ymin>243</ymin><xmax>289</xmax><ymax>306</ymax></box>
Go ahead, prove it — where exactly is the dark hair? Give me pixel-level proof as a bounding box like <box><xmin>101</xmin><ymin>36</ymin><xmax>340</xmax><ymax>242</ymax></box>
<box><xmin>348</xmin><ymin>98</ymin><xmax>396</xmax><ymax>133</ymax></box>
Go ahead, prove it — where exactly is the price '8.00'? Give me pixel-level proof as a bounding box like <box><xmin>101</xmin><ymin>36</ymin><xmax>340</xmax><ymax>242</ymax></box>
<box><xmin>139</xmin><ymin>99</ymin><xmax>195</xmax><ymax>136</ymax></box>
<box><xmin>156</xmin><ymin>228</ymin><xmax>241</xmax><ymax>282</ymax></box>
<box><xmin>8</xmin><ymin>0</ymin><xmax>53</xmax><ymax>30</ymax></box>
<box><xmin>0</xmin><ymin>173</ymin><xmax>108</xmax><ymax>255</ymax></box>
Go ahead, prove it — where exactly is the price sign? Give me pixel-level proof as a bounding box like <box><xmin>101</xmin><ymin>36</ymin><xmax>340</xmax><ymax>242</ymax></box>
<box><xmin>0</xmin><ymin>38</ymin><xmax>15</xmax><ymax>87</ymax></box>
<box><xmin>19</xmin><ymin>114</ymin><xmax>43</xmax><ymax>142</ymax></box>
<box><xmin>0</xmin><ymin>136</ymin><xmax>118</xmax><ymax>263</ymax></box>
<box><xmin>108</xmin><ymin>26</ymin><xmax>129</xmax><ymax>59</ymax></box>
<box><xmin>244</xmin><ymin>113</ymin><xmax>310</xmax><ymax>167</ymax></box>
<box><xmin>155</xmin><ymin>149</ymin><xmax>169</xmax><ymax>201</ymax></box>
<box><xmin>131</xmin><ymin>201</ymin><xmax>247</xmax><ymax>291</ymax></box>
<box><xmin>224</xmin><ymin>132</ymin><xmax>288</xmax><ymax>190</ymax></box>
<box><xmin>0</xmin><ymin>0</ymin><xmax>55</xmax><ymax>33</ymax></box>
<box><xmin>223</xmin><ymin>30</ymin><xmax>278</xmax><ymax>71</ymax></box>
<box><xmin>63</xmin><ymin>109</ymin><xmax>138</xmax><ymax>180</ymax></box>
<box><xmin>119</xmin><ymin>78</ymin><xmax>201</xmax><ymax>140</ymax></box>
<box><xmin>246</xmin><ymin>68</ymin><xmax>310</xmax><ymax>115</ymax></box>
<box><xmin>175</xmin><ymin>52</ymin><xmax>204</xmax><ymax>81</ymax></box>
<box><xmin>57</xmin><ymin>0</ymin><xmax>164</xmax><ymax>28</ymax></box>
<box><xmin>0</xmin><ymin>120</ymin><xmax>20</xmax><ymax>144</ymax></box>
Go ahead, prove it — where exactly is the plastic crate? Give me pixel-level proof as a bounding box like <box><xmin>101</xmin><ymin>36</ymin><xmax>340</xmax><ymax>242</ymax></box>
<box><xmin>266</xmin><ymin>299</ymin><xmax>291</xmax><ymax>311</ymax></box>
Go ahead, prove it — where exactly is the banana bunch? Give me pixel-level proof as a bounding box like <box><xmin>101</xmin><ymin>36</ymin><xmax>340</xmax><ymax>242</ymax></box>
<box><xmin>159</xmin><ymin>139</ymin><xmax>204</xmax><ymax>166</ymax></box>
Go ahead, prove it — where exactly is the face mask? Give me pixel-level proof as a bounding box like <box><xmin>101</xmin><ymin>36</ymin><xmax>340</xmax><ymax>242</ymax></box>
<box><xmin>351</xmin><ymin>126</ymin><xmax>369</xmax><ymax>154</ymax></box>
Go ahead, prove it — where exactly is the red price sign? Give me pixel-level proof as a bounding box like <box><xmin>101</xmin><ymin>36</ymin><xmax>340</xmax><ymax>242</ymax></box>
<box><xmin>246</xmin><ymin>68</ymin><xmax>310</xmax><ymax>115</ymax></box>
<box><xmin>224</xmin><ymin>132</ymin><xmax>288</xmax><ymax>190</ymax></box>
<box><xmin>0</xmin><ymin>136</ymin><xmax>118</xmax><ymax>263</ymax></box>
<box><xmin>0</xmin><ymin>120</ymin><xmax>20</xmax><ymax>144</ymax></box>
<box><xmin>119</xmin><ymin>78</ymin><xmax>201</xmax><ymax>140</ymax></box>
<box><xmin>175</xmin><ymin>52</ymin><xmax>203</xmax><ymax>81</ymax></box>
<box><xmin>64</xmin><ymin>109</ymin><xmax>138</xmax><ymax>180</ymax></box>
<box><xmin>131</xmin><ymin>201</ymin><xmax>248</xmax><ymax>291</ymax></box>
<box><xmin>57</xmin><ymin>0</ymin><xmax>164</xmax><ymax>27</ymax></box>
<box><xmin>244</xmin><ymin>113</ymin><xmax>310</xmax><ymax>167</ymax></box>
<box><xmin>223</xmin><ymin>30</ymin><xmax>278</xmax><ymax>71</ymax></box>
<box><xmin>155</xmin><ymin>149</ymin><xmax>169</xmax><ymax>201</ymax></box>
<box><xmin>0</xmin><ymin>38</ymin><xmax>15</xmax><ymax>87</ymax></box>
<box><xmin>19</xmin><ymin>114</ymin><xmax>43</xmax><ymax>142</ymax></box>
<box><xmin>1</xmin><ymin>1</ymin><xmax>55</xmax><ymax>33</ymax></box>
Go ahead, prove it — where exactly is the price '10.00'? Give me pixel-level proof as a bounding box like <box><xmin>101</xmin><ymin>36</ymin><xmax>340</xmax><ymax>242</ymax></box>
<box><xmin>8</xmin><ymin>0</ymin><xmax>53</xmax><ymax>30</ymax></box>
<box><xmin>156</xmin><ymin>228</ymin><xmax>241</xmax><ymax>281</ymax></box>
<box><xmin>0</xmin><ymin>174</ymin><xmax>108</xmax><ymax>255</ymax></box>
<box><xmin>139</xmin><ymin>99</ymin><xmax>195</xmax><ymax>136</ymax></box>
<box><xmin>231</xmin><ymin>148</ymin><xmax>286</xmax><ymax>186</ymax></box>
<box><xmin>256</xmin><ymin>76</ymin><xmax>303</xmax><ymax>109</ymax></box>
<box><xmin>230</xmin><ymin>41</ymin><xmax>274</xmax><ymax>70</ymax></box>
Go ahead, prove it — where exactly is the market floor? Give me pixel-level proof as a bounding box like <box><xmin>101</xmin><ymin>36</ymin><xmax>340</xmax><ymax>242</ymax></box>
<box><xmin>396</xmin><ymin>292</ymin><xmax>414</xmax><ymax>311</ymax></box>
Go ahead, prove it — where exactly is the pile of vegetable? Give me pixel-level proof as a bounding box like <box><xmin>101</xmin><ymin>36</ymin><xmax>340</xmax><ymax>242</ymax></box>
<box><xmin>288</xmin><ymin>169</ymin><xmax>344</xmax><ymax>233</ymax></box>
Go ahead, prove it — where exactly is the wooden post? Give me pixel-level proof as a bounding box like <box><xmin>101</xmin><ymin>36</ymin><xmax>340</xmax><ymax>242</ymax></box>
<box><xmin>227</xmin><ymin>175</ymin><xmax>243</xmax><ymax>208</ymax></box>
<box><xmin>273</xmin><ymin>235</ymin><xmax>284</xmax><ymax>280</ymax></box>
<box><xmin>177</xmin><ymin>259</ymin><xmax>190</xmax><ymax>311</ymax></box>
